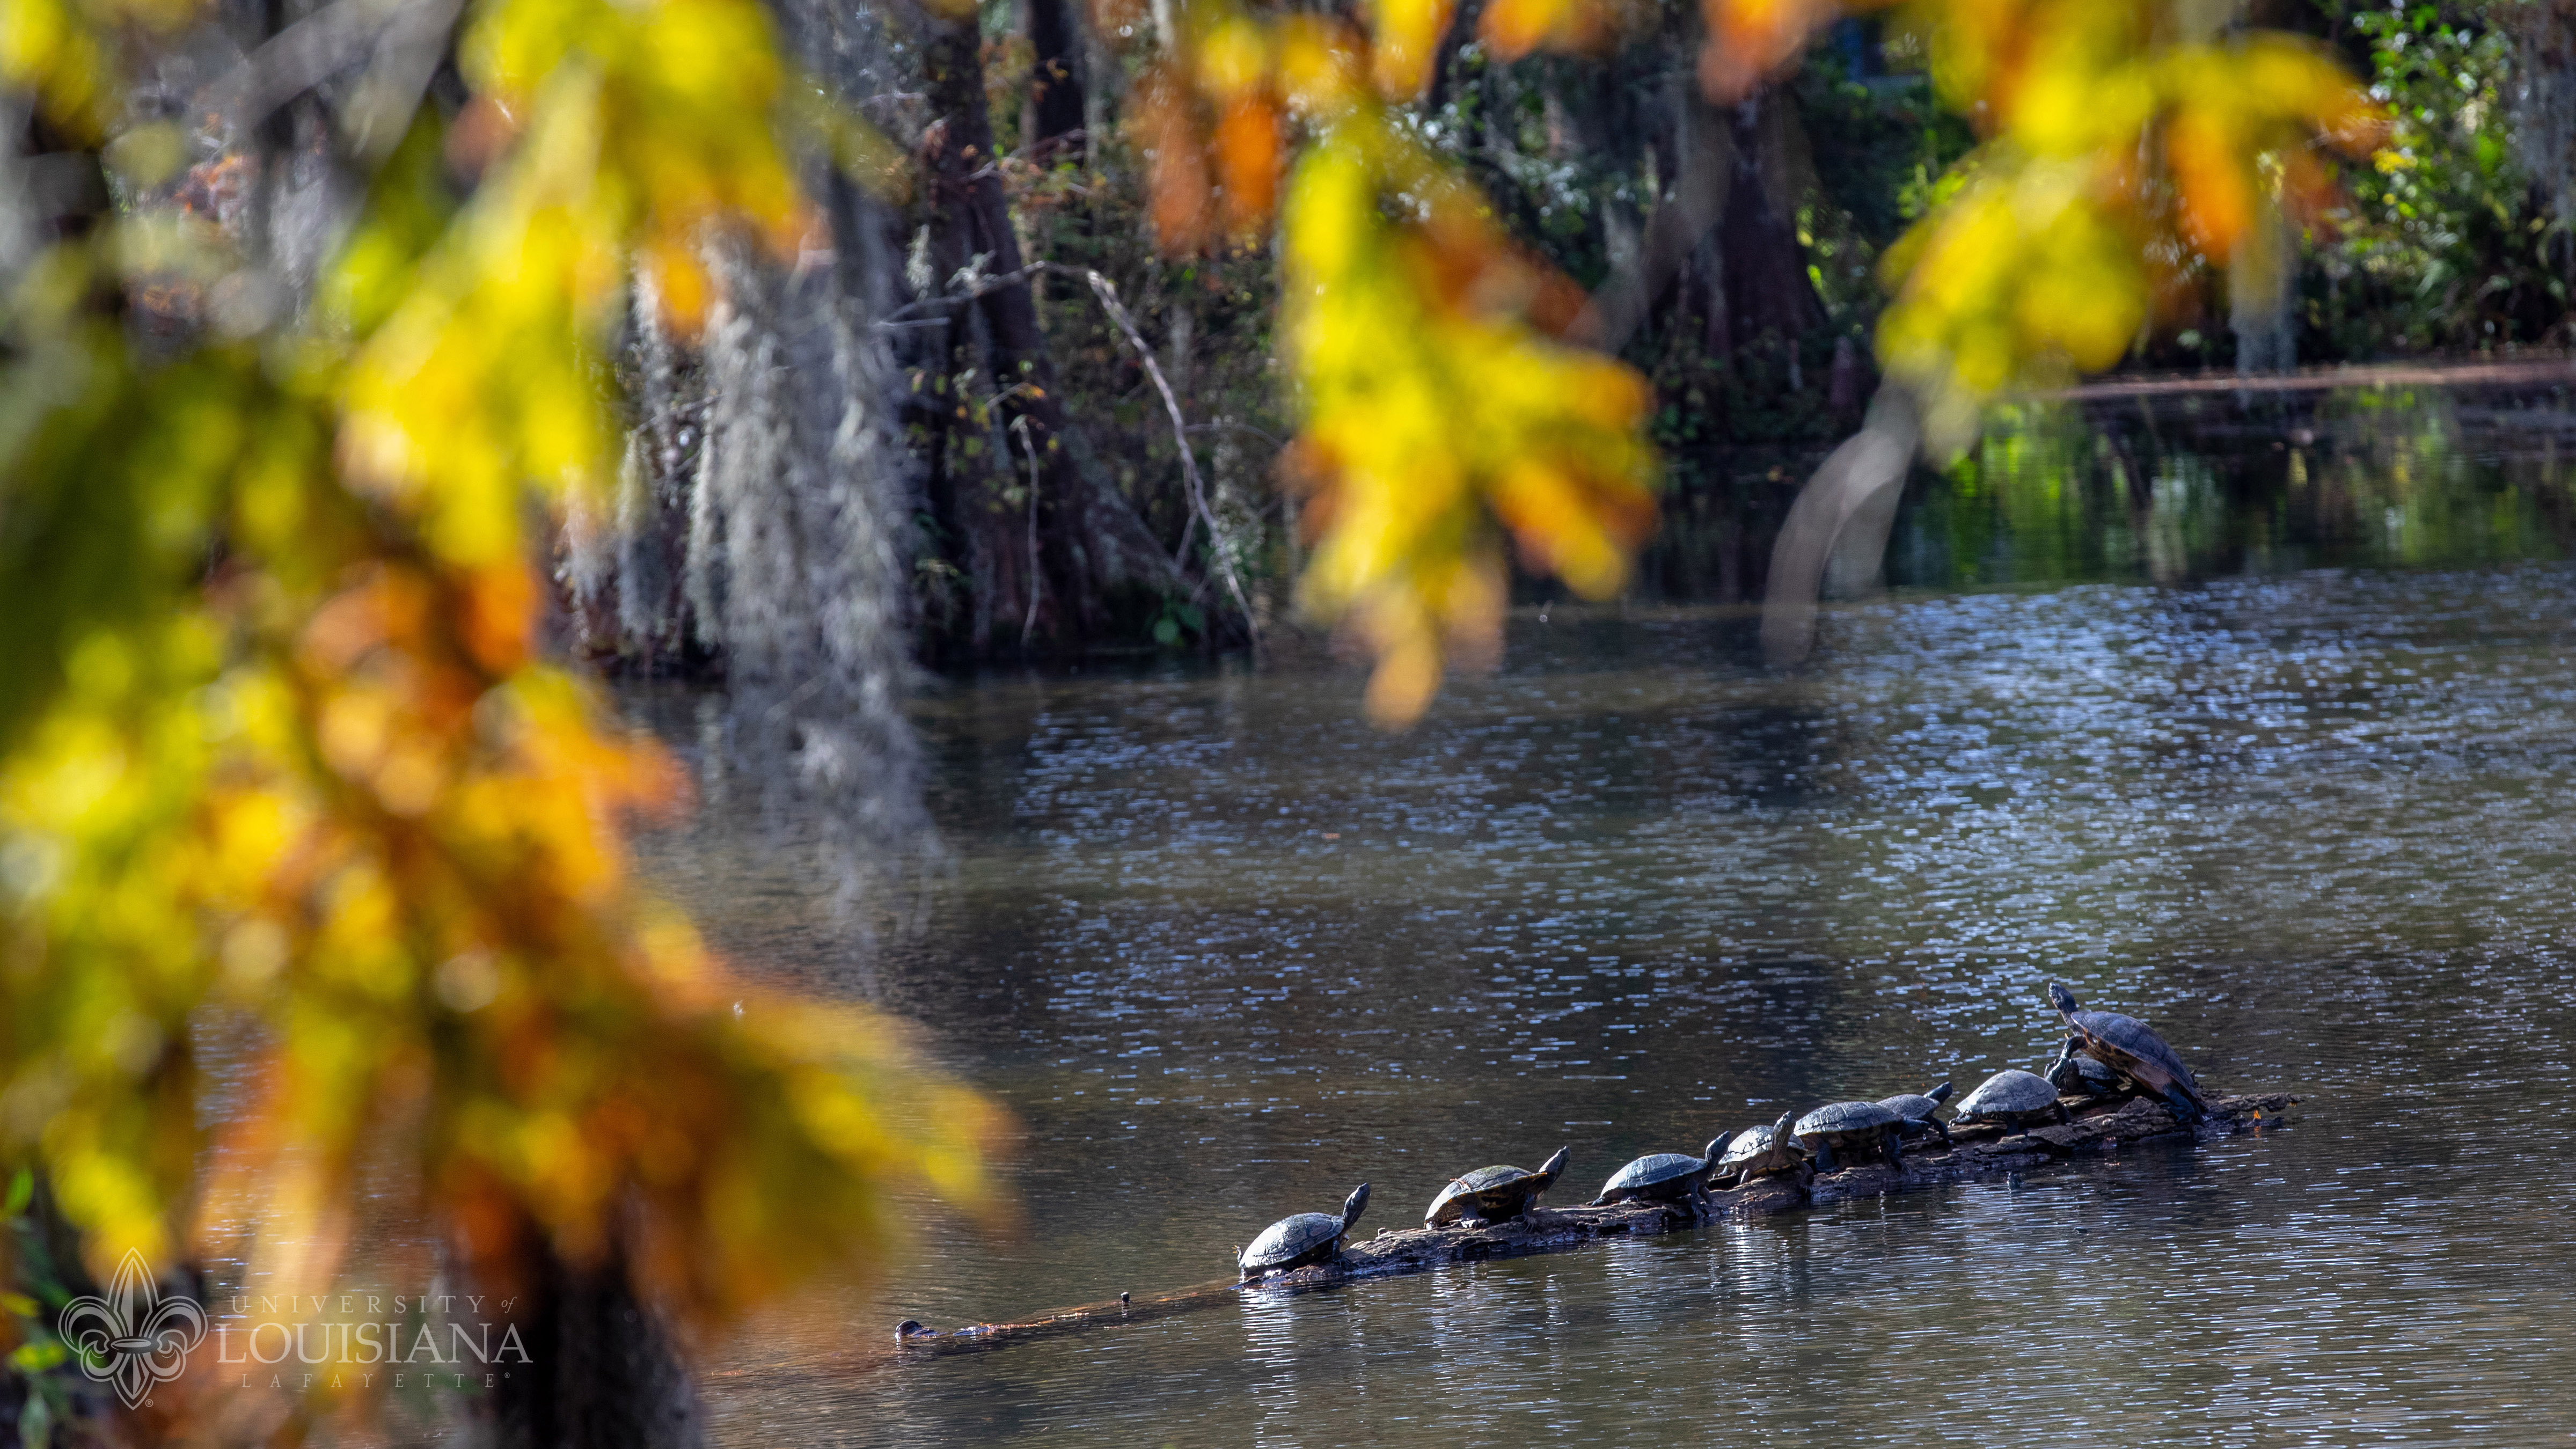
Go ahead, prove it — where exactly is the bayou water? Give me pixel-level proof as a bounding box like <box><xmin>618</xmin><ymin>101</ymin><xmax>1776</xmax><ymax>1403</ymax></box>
<box><xmin>648</xmin><ymin>376</ymin><xmax>2576</xmax><ymax>1446</ymax></box>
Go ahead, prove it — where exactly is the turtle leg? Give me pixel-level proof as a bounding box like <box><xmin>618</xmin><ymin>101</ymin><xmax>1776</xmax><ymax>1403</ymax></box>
<box><xmin>2055</xmin><ymin>1101</ymin><xmax>2072</xmax><ymax>1126</ymax></box>
<box><xmin>2163</xmin><ymin>1086</ymin><xmax>2203</xmax><ymax>1125</ymax></box>
<box><xmin>1882</xmin><ymin>1125</ymin><xmax>1905</xmax><ymax>1169</ymax></box>
<box><xmin>1812</xmin><ymin>1139</ymin><xmax>1839</xmax><ymax>1175</ymax></box>
<box><xmin>1934</xmin><ymin>1119</ymin><xmax>1953</xmax><ymax>1148</ymax></box>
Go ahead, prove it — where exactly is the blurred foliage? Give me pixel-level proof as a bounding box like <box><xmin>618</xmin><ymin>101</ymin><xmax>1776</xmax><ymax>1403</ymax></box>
<box><xmin>1129</xmin><ymin>0</ymin><xmax>2379</xmax><ymax>717</ymax></box>
<box><xmin>0</xmin><ymin>0</ymin><xmax>1001</xmax><ymax>1435</ymax></box>
<box><xmin>1860</xmin><ymin>0</ymin><xmax>2384</xmax><ymax>448</ymax></box>
<box><xmin>0</xmin><ymin>0</ymin><xmax>2410</xmax><ymax>1428</ymax></box>
<box><xmin>1139</xmin><ymin>2</ymin><xmax>1658</xmax><ymax>722</ymax></box>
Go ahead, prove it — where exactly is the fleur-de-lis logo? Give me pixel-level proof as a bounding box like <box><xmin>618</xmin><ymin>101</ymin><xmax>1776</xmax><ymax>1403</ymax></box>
<box><xmin>57</xmin><ymin>1252</ymin><xmax>207</xmax><ymax>1409</ymax></box>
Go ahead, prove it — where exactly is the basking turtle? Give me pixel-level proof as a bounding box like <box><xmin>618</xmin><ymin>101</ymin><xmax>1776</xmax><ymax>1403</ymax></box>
<box><xmin>1877</xmin><ymin>1081</ymin><xmax>1955</xmax><ymax>1147</ymax></box>
<box><xmin>2045</xmin><ymin>1045</ymin><xmax>2131</xmax><ymax>1102</ymax></box>
<box><xmin>2046</xmin><ymin>981</ymin><xmax>2212</xmax><ymax>1124</ymax></box>
<box><xmin>1794</xmin><ymin>1100</ymin><xmax>1908</xmax><ymax>1174</ymax></box>
<box><xmin>1953</xmin><ymin>1069</ymin><xmax>2069</xmax><ymax>1133</ymax></box>
<box><xmin>1589</xmin><ymin>1135</ymin><xmax>1736</xmax><ymax>1211</ymax></box>
<box><xmin>1238</xmin><ymin>1183</ymin><xmax>1370</xmax><ymax>1281</ymax></box>
<box><xmin>1713</xmin><ymin>1112</ymin><xmax>1811</xmax><ymax>1189</ymax></box>
<box><xmin>1424</xmin><ymin>1147</ymin><xmax>1571</xmax><ymax>1227</ymax></box>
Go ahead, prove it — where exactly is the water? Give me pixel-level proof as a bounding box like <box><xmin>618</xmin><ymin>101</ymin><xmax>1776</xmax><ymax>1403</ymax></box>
<box><xmin>647</xmin><ymin>382</ymin><xmax>2576</xmax><ymax>1446</ymax></box>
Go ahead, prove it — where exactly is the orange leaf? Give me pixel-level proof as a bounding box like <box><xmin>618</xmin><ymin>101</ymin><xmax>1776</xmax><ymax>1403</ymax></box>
<box><xmin>2167</xmin><ymin>109</ymin><xmax>2249</xmax><ymax>259</ymax></box>
<box><xmin>1135</xmin><ymin>69</ymin><xmax>1212</xmax><ymax>254</ymax></box>
<box><xmin>1701</xmin><ymin>0</ymin><xmax>1839</xmax><ymax>102</ymax></box>
<box><xmin>1369</xmin><ymin>0</ymin><xmax>1455</xmax><ymax>99</ymax></box>
<box><xmin>1213</xmin><ymin>98</ymin><xmax>1283</xmax><ymax>238</ymax></box>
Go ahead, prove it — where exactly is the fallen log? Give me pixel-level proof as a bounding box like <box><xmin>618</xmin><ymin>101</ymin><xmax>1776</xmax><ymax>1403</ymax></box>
<box><xmin>887</xmin><ymin>1091</ymin><xmax>2295</xmax><ymax>1361</ymax></box>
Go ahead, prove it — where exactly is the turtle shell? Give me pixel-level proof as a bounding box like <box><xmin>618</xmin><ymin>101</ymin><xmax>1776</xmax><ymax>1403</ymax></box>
<box><xmin>2076</xmin><ymin>1012</ymin><xmax>2201</xmax><ymax>1094</ymax></box>
<box><xmin>1795</xmin><ymin>1100</ymin><xmax>1902</xmax><ymax>1138</ymax></box>
<box><xmin>1600</xmin><ymin>1152</ymin><xmax>1704</xmax><ymax>1192</ymax></box>
<box><xmin>2048</xmin><ymin>983</ymin><xmax>2207</xmax><ymax>1110</ymax></box>
<box><xmin>1718</xmin><ymin>1114</ymin><xmax>1806</xmax><ymax>1175</ymax></box>
<box><xmin>1240</xmin><ymin>1183</ymin><xmax>1369</xmax><ymax>1277</ymax></box>
<box><xmin>1239</xmin><ymin>1212</ymin><xmax>1346</xmax><ymax>1274</ymax></box>
<box><xmin>1423</xmin><ymin>1147</ymin><xmax>1568</xmax><ymax>1227</ymax></box>
<box><xmin>1878</xmin><ymin>1083</ymin><xmax>1952</xmax><ymax>1123</ymax></box>
<box><xmin>1957</xmin><ymin>1069</ymin><xmax>2058</xmax><ymax>1118</ymax></box>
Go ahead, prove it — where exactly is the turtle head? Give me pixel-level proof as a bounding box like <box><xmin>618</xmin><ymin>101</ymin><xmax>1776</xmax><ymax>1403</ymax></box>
<box><xmin>1340</xmin><ymin>1182</ymin><xmax>1372</xmax><ymax>1231</ymax></box>
<box><xmin>1769</xmin><ymin>1110</ymin><xmax>1801</xmax><ymax>1148</ymax></box>
<box><xmin>1925</xmin><ymin>1081</ymin><xmax>1955</xmax><ymax>1105</ymax></box>
<box><xmin>1535</xmin><ymin>1146</ymin><xmax>1570</xmax><ymax>1187</ymax></box>
<box><xmin>2046</xmin><ymin>981</ymin><xmax>2081</xmax><ymax>1019</ymax></box>
<box><xmin>1701</xmin><ymin>1132</ymin><xmax>1736</xmax><ymax>1165</ymax></box>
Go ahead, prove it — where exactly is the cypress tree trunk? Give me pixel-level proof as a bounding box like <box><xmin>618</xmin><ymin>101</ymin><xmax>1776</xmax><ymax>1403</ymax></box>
<box><xmin>1718</xmin><ymin>87</ymin><xmax>1824</xmax><ymax>349</ymax></box>
<box><xmin>916</xmin><ymin>6</ymin><xmax>1184</xmax><ymax>651</ymax></box>
<box><xmin>1023</xmin><ymin>0</ymin><xmax>1088</xmax><ymax>155</ymax></box>
<box><xmin>481</xmin><ymin>1245</ymin><xmax>702</xmax><ymax>1449</ymax></box>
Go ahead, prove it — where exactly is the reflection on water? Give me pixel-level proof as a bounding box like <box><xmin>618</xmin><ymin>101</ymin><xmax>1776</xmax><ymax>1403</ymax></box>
<box><xmin>649</xmin><ymin>384</ymin><xmax>2576</xmax><ymax>1446</ymax></box>
<box><xmin>1894</xmin><ymin>382</ymin><xmax>2576</xmax><ymax>592</ymax></box>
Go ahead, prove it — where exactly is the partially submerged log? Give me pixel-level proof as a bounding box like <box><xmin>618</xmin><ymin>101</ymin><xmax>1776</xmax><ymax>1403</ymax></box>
<box><xmin>888</xmin><ymin>1091</ymin><xmax>2296</xmax><ymax>1360</ymax></box>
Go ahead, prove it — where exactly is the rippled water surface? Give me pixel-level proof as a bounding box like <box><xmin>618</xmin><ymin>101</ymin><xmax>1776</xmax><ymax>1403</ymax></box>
<box><xmin>643</xmin><ymin>386</ymin><xmax>2576</xmax><ymax>1446</ymax></box>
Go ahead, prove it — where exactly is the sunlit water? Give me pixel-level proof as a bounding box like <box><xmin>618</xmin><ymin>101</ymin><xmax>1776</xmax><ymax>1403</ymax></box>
<box><xmin>640</xmin><ymin>383</ymin><xmax>2576</xmax><ymax>1446</ymax></box>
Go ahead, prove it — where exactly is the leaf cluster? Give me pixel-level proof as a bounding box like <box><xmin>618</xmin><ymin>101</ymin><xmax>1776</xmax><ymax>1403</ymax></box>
<box><xmin>1</xmin><ymin>0</ymin><xmax>1002</xmax><ymax>1428</ymax></box>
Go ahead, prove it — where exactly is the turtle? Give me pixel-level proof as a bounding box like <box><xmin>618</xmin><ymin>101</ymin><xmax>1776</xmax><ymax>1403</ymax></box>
<box><xmin>1953</xmin><ymin>1069</ymin><xmax>2070</xmax><ymax>1133</ymax></box>
<box><xmin>1713</xmin><ymin>1112</ymin><xmax>1811</xmax><ymax>1189</ymax></box>
<box><xmin>1588</xmin><ymin>1134</ymin><xmax>1737</xmax><ymax>1212</ymax></box>
<box><xmin>1424</xmin><ymin>1146</ymin><xmax>1572</xmax><ymax>1227</ymax></box>
<box><xmin>1794</xmin><ymin>1100</ymin><xmax>1908</xmax><ymax>1175</ymax></box>
<box><xmin>2045</xmin><ymin>1044</ymin><xmax>2132</xmax><ymax>1102</ymax></box>
<box><xmin>1237</xmin><ymin>1183</ymin><xmax>1370</xmax><ymax>1281</ymax></box>
<box><xmin>1877</xmin><ymin>1081</ymin><xmax>1955</xmax><ymax>1147</ymax></box>
<box><xmin>2046</xmin><ymin>981</ymin><xmax>2212</xmax><ymax>1124</ymax></box>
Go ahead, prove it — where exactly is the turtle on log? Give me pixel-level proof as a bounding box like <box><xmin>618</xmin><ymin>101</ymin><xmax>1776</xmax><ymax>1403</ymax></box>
<box><xmin>2046</xmin><ymin>1044</ymin><xmax>2130</xmax><ymax>1102</ymax></box>
<box><xmin>2046</xmin><ymin>982</ymin><xmax>2211</xmax><ymax>1124</ymax></box>
<box><xmin>1238</xmin><ymin>1183</ymin><xmax>1370</xmax><ymax>1281</ymax></box>
<box><xmin>1425</xmin><ymin>1147</ymin><xmax>1571</xmax><ymax>1227</ymax></box>
<box><xmin>1878</xmin><ymin>1081</ymin><xmax>1955</xmax><ymax>1147</ymax></box>
<box><xmin>1589</xmin><ymin>1135</ymin><xmax>1736</xmax><ymax>1213</ymax></box>
<box><xmin>1714</xmin><ymin>1113</ymin><xmax>1811</xmax><ymax>1189</ymax></box>
<box><xmin>1954</xmin><ymin>1069</ymin><xmax>2070</xmax><ymax>1133</ymax></box>
<box><xmin>1794</xmin><ymin>1101</ymin><xmax>1908</xmax><ymax>1175</ymax></box>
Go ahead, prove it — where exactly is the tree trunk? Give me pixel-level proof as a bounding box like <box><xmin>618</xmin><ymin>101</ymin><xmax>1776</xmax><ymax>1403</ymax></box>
<box><xmin>482</xmin><ymin>1244</ymin><xmax>702</xmax><ymax>1449</ymax></box>
<box><xmin>916</xmin><ymin>8</ymin><xmax>1184</xmax><ymax>652</ymax></box>
<box><xmin>1023</xmin><ymin>0</ymin><xmax>1088</xmax><ymax>156</ymax></box>
<box><xmin>1718</xmin><ymin>87</ymin><xmax>1824</xmax><ymax>347</ymax></box>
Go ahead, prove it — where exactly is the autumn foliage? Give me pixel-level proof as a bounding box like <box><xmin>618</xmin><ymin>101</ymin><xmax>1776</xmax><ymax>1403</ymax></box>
<box><xmin>0</xmin><ymin>0</ymin><xmax>2387</xmax><ymax>1432</ymax></box>
<box><xmin>1</xmin><ymin>0</ymin><xmax>1001</xmax><ymax>1426</ymax></box>
<box><xmin>1138</xmin><ymin>0</ymin><xmax>2382</xmax><ymax>718</ymax></box>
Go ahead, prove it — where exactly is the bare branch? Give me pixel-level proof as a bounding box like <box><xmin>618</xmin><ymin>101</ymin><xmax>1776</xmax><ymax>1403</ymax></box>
<box><xmin>1077</xmin><ymin>268</ymin><xmax>1262</xmax><ymax>655</ymax></box>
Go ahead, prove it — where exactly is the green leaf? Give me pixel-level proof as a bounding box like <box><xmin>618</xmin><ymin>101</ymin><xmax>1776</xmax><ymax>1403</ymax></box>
<box><xmin>9</xmin><ymin>1340</ymin><xmax>67</xmax><ymax>1373</ymax></box>
<box><xmin>2</xmin><ymin>1167</ymin><xmax>28</xmax><ymax>1217</ymax></box>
